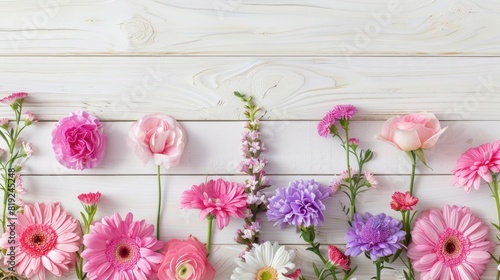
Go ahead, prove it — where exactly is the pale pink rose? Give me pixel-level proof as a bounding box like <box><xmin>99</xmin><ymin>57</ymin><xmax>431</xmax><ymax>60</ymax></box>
<box><xmin>128</xmin><ymin>114</ymin><xmax>186</xmax><ymax>169</ymax></box>
<box><xmin>157</xmin><ymin>236</ymin><xmax>215</xmax><ymax>280</ymax></box>
<box><xmin>377</xmin><ymin>112</ymin><xmax>447</xmax><ymax>151</ymax></box>
<box><xmin>52</xmin><ymin>111</ymin><xmax>107</xmax><ymax>170</ymax></box>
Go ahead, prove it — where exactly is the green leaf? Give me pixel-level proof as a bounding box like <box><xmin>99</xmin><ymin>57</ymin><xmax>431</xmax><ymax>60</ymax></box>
<box><xmin>313</xmin><ymin>262</ymin><xmax>320</xmax><ymax>277</ymax></box>
<box><xmin>363</xmin><ymin>149</ymin><xmax>374</xmax><ymax>163</ymax></box>
<box><xmin>413</xmin><ymin>149</ymin><xmax>432</xmax><ymax>170</ymax></box>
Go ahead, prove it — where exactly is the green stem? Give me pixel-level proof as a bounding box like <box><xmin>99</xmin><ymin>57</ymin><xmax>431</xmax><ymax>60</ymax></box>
<box><xmin>206</xmin><ymin>215</ymin><xmax>213</xmax><ymax>256</ymax></box>
<box><xmin>156</xmin><ymin>165</ymin><xmax>161</xmax><ymax>239</ymax></box>
<box><xmin>375</xmin><ymin>261</ymin><xmax>382</xmax><ymax>280</ymax></box>
<box><xmin>409</xmin><ymin>151</ymin><xmax>417</xmax><ymax>196</ymax></box>
<box><xmin>343</xmin><ymin>127</ymin><xmax>356</xmax><ymax>223</ymax></box>
<box><xmin>491</xmin><ymin>176</ymin><xmax>500</xmax><ymax>280</ymax></box>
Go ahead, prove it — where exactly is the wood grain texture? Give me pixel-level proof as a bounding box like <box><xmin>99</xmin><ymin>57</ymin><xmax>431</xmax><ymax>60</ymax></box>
<box><xmin>1</xmin><ymin>0</ymin><xmax>500</xmax><ymax>55</ymax></box>
<box><xmin>0</xmin><ymin>56</ymin><xmax>500</xmax><ymax>121</ymax></box>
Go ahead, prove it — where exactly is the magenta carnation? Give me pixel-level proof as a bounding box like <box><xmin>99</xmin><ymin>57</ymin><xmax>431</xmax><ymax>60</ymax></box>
<box><xmin>181</xmin><ymin>178</ymin><xmax>247</xmax><ymax>230</ymax></box>
<box><xmin>452</xmin><ymin>140</ymin><xmax>500</xmax><ymax>192</ymax></box>
<box><xmin>82</xmin><ymin>212</ymin><xmax>164</xmax><ymax>280</ymax></box>
<box><xmin>407</xmin><ymin>205</ymin><xmax>493</xmax><ymax>280</ymax></box>
<box><xmin>52</xmin><ymin>111</ymin><xmax>107</xmax><ymax>170</ymax></box>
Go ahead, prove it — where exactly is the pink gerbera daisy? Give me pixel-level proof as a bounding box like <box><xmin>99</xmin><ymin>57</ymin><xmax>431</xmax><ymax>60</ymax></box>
<box><xmin>407</xmin><ymin>205</ymin><xmax>493</xmax><ymax>280</ymax></box>
<box><xmin>181</xmin><ymin>178</ymin><xmax>247</xmax><ymax>230</ymax></box>
<box><xmin>0</xmin><ymin>202</ymin><xmax>81</xmax><ymax>280</ymax></box>
<box><xmin>452</xmin><ymin>141</ymin><xmax>500</xmax><ymax>192</ymax></box>
<box><xmin>81</xmin><ymin>212</ymin><xmax>164</xmax><ymax>280</ymax></box>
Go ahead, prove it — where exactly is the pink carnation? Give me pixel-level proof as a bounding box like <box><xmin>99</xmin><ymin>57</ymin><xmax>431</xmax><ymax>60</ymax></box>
<box><xmin>452</xmin><ymin>141</ymin><xmax>500</xmax><ymax>192</ymax></box>
<box><xmin>52</xmin><ymin>111</ymin><xmax>107</xmax><ymax>170</ymax></box>
<box><xmin>157</xmin><ymin>236</ymin><xmax>215</xmax><ymax>280</ymax></box>
<box><xmin>128</xmin><ymin>114</ymin><xmax>186</xmax><ymax>169</ymax></box>
<box><xmin>390</xmin><ymin>191</ymin><xmax>418</xmax><ymax>211</ymax></box>
<box><xmin>78</xmin><ymin>191</ymin><xmax>101</xmax><ymax>206</ymax></box>
<box><xmin>181</xmin><ymin>178</ymin><xmax>247</xmax><ymax>230</ymax></box>
<box><xmin>328</xmin><ymin>245</ymin><xmax>350</xmax><ymax>270</ymax></box>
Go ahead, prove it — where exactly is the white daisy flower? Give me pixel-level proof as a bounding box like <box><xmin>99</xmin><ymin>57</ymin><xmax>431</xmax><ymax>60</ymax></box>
<box><xmin>231</xmin><ymin>241</ymin><xmax>296</xmax><ymax>280</ymax></box>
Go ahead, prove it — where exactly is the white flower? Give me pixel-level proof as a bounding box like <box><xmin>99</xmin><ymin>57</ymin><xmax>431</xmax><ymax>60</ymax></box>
<box><xmin>231</xmin><ymin>241</ymin><xmax>295</xmax><ymax>280</ymax></box>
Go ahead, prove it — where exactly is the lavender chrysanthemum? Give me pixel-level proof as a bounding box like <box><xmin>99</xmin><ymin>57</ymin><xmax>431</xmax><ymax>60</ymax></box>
<box><xmin>345</xmin><ymin>212</ymin><xmax>405</xmax><ymax>261</ymax></box>
<box><xmin>267</xmin><ymin>179</ymin><xmax>331</xmax><ymax>228</ymax></box>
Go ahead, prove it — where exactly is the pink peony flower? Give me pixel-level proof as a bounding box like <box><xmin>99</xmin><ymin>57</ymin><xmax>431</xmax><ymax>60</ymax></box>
<box><xmin>128</xmin><ymin>114</ymin><xmax>186</xmax><ymax>169</ymax></box>
<box><xmin>52</xmin><ymin>111</ymin><xmax>107</xmax><ymax>170</ymax></box>
<box><xmin>181</xmin><ymin>178</ymin><xmax>247</xmax><ymax>230</ymax></box>
<box><xmin>0</xmin><ymin>202</ymin><xmax>81</xmax><ymax>279</ymax></box>
<box><xmin>78</xmin><ymin>191</ymin><xmax>101</xmax><ymax>206</ymax></box>
<box><xmin>407</xmin><ymin>205</ymin><xmax>493</xmax><ymax>280</ymax></box>
<box><xmin>0</xmin><ymin>92</ymin><xmax>28</xmax><ymax>105</ymax></box>
<box><xmin>390</xmin><ymin>191</ymin><xmax>418</xmax><ymax>211</ymax></box>
<box><xmin>328</xmin><ymin>245</ymin><xmax>350</xmax><ymax>270</ymax></box>
<box><xmin>452</xmin><ymin>140</ymin><xmax>500</xmax><ymax>192</ymax></box>
<box><xmin>157</xmin><ymin>235</ymin><xmax>215</xmax><ymax>280</ymax></box>
<box><xmin>377</xmin><ymin>112</ymin><xmax>447</xmax><ymax>151</ymax></box>
<box><xmin>82</xmin><ymin>212</ymin><xmax>164</xmax><ymax>280</ymax></box>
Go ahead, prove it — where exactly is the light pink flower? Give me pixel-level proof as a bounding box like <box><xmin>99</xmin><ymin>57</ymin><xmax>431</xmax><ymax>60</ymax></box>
<box><xmin>0</xmin><ymin>118</ymin><xmax>8</xmax><ymax>128</ymax></box>
<box><xmin>82</xmin><ymin>212</ymin><xmax>164</xmax><ymax>280</ymax></box>
<box><xmin>0</xmin><ymin>202</ymin><xmax>81</xmax><ymax>279</ymax></box>
<box><xmin>128</xmin><ymin>114</ymin><xmax>186</xmax><ymax>169</ymax></box>
<box><xmin>157</xmin><ymin>235</ymin><xmax>215</xmax><ymax>280</ymax></box>
<box><xmin>377</xmin><ymin>112</ymin><xmax>447</xmax><ymax>151</ymax></box>
<box><xmin>52</xmin><ymin>111</ymin><xmax>107</xmax><ymax>170</ymax></box>
<box><xmin>0</xmin><ymin>92</ymin><xmax>28</xmax><ymax>104</ymax></box>
<box><xmin>364</xmin><ymin>170</ymin><xmax>378</xmax><ymax>188</ymax></box>
<box><xmin>78</xmin><ymin>192</ymin><xmax>101</xmax><ymax>206</ymax></box>
<box><xmin>390</xmin><ymin>191</ymin><xmax>418</xmax><ymax>211</ymax></box>
<box><xmin>23</xmin><ymin>111</ymin><xmax>37</xmax><ymax>125</ymax></box>
<box><xmin>180</xmin><ymin>178</ymin><xmax>247</xmax><ymax>230</ymax></box>
<box><xmin>328</xmin><ymin>245</ymin><xmax>350</xmax><ymax>270</ymax></box>
<box><xmin>452</xmin><ymin>141</ymin><xmax>500</xmax><ymax>192</ymax></box>
<box><xmin>14</xmin><ymin>174</ymin><xmax>27</xmax><ymax>194</ymax></box>
<box><xmin>407</xmin><ymin>205</ymin><xmax>493</xmax><ymax>280</ymax></box>
<box><xmin>22</xmin><ymin>141</ymin><xmax>33</xmax><ymax>157</ymax></box>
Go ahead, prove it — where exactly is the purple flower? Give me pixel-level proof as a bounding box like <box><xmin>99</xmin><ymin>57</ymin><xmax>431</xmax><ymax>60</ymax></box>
<box><xmin>345</xmin><ymin>212</ymin><xmax>405</xmax><ymax>261</ymax></box>
<box><xmin>267</xmin><ymin>179</ymin><xmax>331</xmax><ymax>228</ymax></box>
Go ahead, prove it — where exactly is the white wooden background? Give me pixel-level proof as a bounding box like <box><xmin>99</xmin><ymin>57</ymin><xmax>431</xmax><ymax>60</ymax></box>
<box><xmin>2</xmin><ymin>0</ymin><xmax>500</xmax><ymax>279</ymax></box>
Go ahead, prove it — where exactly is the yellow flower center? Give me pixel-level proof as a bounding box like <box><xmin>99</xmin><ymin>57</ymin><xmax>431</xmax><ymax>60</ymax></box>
<box><xmin>256</xmin><ymin>266</ymin><xmax>278</xmax><ymax>280</ymax></box>
<box><xmin>177</xmin><ymin>263</ymin><xmax>194</xmax><ymax>279</ymax></box>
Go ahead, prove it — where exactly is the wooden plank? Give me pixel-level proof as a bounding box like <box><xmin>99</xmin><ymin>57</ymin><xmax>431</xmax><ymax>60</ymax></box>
<box><xmin>21</xmin><ymin>174</ymin><xmax>500</xmax><ymax>279</ymax></box>
<box><xmin>19</xmin><ymin>120</ymin><xmax>500</xmax><ymax>176</ymax></box>
<box><xmin>0</xmin><ymin>56</ymin><xmax>500</xmax><ymax>121</ymax></box>
<box><xmin>21</xmin><ymin>175</ymin><xmax>499</xmax><ymax>245</ymax></box>
<box><xmin>1</xmin><ymin>1</ymin><xmax>500</xmax><ymax>55</ymax></box>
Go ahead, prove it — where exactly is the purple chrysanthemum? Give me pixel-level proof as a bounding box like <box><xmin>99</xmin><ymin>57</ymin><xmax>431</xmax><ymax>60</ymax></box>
<box><xmin>267</xmin><ymin>179</ymin><xmax>331</xmax><ymax>228</ymax></box>
<box><xmin>345</xmin><ymin>212</ymin><xmax>405</xmax><ymax>261</ymax></box>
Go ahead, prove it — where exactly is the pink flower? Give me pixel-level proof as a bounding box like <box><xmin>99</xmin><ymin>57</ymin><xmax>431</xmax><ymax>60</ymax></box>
<box><xmin>157</xmin><ymin>235</ymin><xmax>215</xmax><ymax>280</ymax></box>
<box><xmin>452</xmin><ymin>141</ymin><xmax>500</xmax><ymax>192</ymax></box>
<box><xmin>22</xmin><ymin>141</ymin><xmax>33</xmax><ymax>157</ymax></box>
<box><xmin>390</xmin><ymin>191</ymin><xmax>418</xmax><ymax>211</ymax></box>
<box><xmin>52</xmin><ymin>111</ymin><xmax>107</xmax><ymax>170</ymax></box>
<box><xmin>317</xmin><ymin>113</ymin><xmax>336</xmax><ymax>138</ymax></box>
<box><xmin>0</xmin><ymin>118</ymin><xmax>8</xmax><ymax>128</ymax></box>
<box><xmin>377</xmin><ymin>112</ymin><xmax>447</xmax><ymax>151</ymax></box>
<box><xmin>181</xmin><ymin>178</ymin><xmax>247</xmax><ymax>230</ymax></box>
<box><xmin>0</xmin><ymin>202</ymin><xmax>81</xmax><ymax>279</ymax></box>
<box><xmin>407</xmin><ymin>205</ymin><xmax>493</xmax><ymax>280</ymax></box>
<box><xmin>82</xmin><ymin>212</ymin><xmax>164</xmax><ymax>280</ymax></box>
<box><xmin>128</xmin><ymin>114</ymin><xmax>186</xmax><ymax>169</ymax></box>
<box><xmin>15</xmin><ymin>174</ymin><xmax>27</xmax><ymax>194</ymax></box>
<box><xmin>23</xmin><ymin>111</ymin><xmax>37</xmax><ymax>126</ymax></box>
<box><xmin>364</xmin><ymin>170</ymin><xmax>379</xmax><ymax>188</ymax></box>
<box><xmin>330</xmin><ymin>104</ymin><xmax>357</xmax><ymax>120</ymax></box>
<box><xmin>328</xmin><ymin>245</ymin><xmax>350</xmax><ymax>270</ymax></box>
<box><xmin>0</xmin><ymin>92</ymin><xmax>28</xmax><ymax>104</ymax></box>
<box><xmin>78</xmin><ymin>192</ymin><xmax>101</xmax><ymax>206</ymax></box>
<box><xmin>286</xmin><ymin>268</ymin><xmax>303</xmax><ymax>280</ymax></box>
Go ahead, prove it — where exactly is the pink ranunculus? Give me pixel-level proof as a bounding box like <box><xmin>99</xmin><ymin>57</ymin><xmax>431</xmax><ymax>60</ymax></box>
<box><xmin>52</xmin><ymin>111</ymin><xmax>107</xmax><ymax>170</ymax></box>
<box><xmin>157</xmin><ymin>236</ymin><xmax>215</xmax><ymax>280</ymax></box>
<box><xmin>377</xmin><ymin>112</ymin><xmax>447</xmax><ymax>151</ymax></box>
<box><xmin>128</xmin><ymin>114</ymin><xmax>186</xmax><ymax>169</ymax></box>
